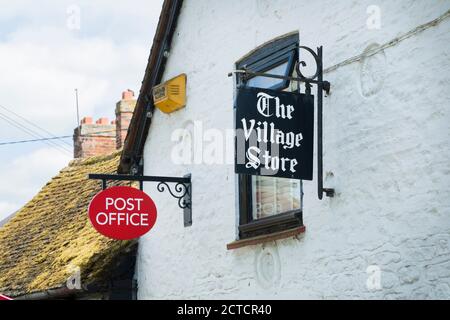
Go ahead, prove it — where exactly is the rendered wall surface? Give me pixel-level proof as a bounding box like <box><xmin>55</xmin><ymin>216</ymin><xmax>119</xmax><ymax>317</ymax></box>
<box><xmin>137</xmin><ymin>0</ymin><xmax>450</xmax><ymax>299</ymax></box>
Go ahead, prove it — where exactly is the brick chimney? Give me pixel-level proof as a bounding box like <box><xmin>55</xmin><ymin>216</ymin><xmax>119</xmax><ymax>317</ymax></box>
<box><xmin>116</xmin><ymin>89</ymin><xmax>136</xmax><ymax>149</ymax></box>
<box><xmin>73</xmin><ymin>90</ymin><xmax>137</xmax><ymax>158</ymax></box>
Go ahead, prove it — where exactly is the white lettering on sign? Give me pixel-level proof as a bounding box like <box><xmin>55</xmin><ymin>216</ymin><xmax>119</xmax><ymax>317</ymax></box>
<box><xmin>236</xmin><ymin>87</ymin><xmax>313</xmax><ymax>180</ymax></box>
<box><xmin>97</xmin><ymin>197</ymin><xmax>149</xmax><ymax>226</ymax></box>
<box><xmin>88</xmin><ymin>186</ymin><xmax>157</xmax><ymax>240</ymax></box>
<box><xmin>256</xmin><ymin>92</ymin><xmax>274</xmax><ymax>117</ymax></box>
<box><xmin>246</xmin><ymin>146</ymin><xmax>260</xmax><ymax>169</ymax></box>
<box><xmin>241</xmin><ymin>91</ymin><xmax>303</xmax><ymax>174</ymax></box>
<box><xmin>105</xmin><ymin>197</ymin><xmax>144</xmax><ymax>211</ymax></box>
<box><xmin>245</xmin><ymin>146</ymin><xmax>298</xmax><ymax>173</ymax></box>
<box><xmin>241</xmin><ymin>119</ymin><xmax>303</xmax><ymax>150</ymax></box>
<box><xmin>256</xmin><ymin>92</ymin><xmax>295</xmax><ymax>119</ymax></box>
<box><xmin>96</xmin><ymin>212</ymin><xmax>149</xmax><ymax>226</ymax></box>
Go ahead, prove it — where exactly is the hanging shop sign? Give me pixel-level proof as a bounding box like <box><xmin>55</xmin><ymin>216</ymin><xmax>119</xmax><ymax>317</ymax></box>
<box><xmin>235</xmin><ymin>87</ymin><xmax>314</xmax><ymax>180</ymax></box>
<box><xmin>88</xmin><ymin>186</ymin><xmax>157</xmax><ymax>240</ymax></box>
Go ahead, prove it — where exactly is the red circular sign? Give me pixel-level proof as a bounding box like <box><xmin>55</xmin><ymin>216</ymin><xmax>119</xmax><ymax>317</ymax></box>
<box><xmin>88</xmin><ymin>186</ymin><xmax>157</xmax><ymax>240</ymax></box>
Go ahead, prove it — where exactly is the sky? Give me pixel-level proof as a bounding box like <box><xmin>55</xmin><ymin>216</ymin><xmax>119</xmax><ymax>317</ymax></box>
<box><xmin>0</xmin><ymin>0</ymin><xmax>164</xmax><ymax>221</ymax></box>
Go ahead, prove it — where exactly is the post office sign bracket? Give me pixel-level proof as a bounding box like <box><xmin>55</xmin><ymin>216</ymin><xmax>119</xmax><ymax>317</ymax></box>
<box><xmin>88</xmin><ymin>173</ymin><xmax>192</xmax><ymax>226</ymax></box>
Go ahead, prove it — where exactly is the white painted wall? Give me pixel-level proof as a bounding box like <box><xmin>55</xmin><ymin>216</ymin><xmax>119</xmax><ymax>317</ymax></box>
<box><xmin>137</xmin><ymin>0</ymin><xmax>450</xmax><ymax>299</ymax></box>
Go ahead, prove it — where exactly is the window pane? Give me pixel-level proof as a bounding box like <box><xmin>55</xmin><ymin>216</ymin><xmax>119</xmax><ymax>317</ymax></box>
<box><xmin>252</xmin><ymin>176</ymin><xmax>301</xmax><ymax>219</ymax></box>
<box><xmin>246</xmin><ymin>61</ymin><xmax>288</xmax><ymax>89</ymax></box>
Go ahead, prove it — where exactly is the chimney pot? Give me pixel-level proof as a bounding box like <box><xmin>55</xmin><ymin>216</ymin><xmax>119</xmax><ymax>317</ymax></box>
<box><xmin>81</xmin><ymin>116</ymin><xmax>93</xmax><ymax>125</ymax></box>
<box><xmin>73</xmin><ymin>90</ymin><xmax>135</xmax><ymax>159</ymax></box>
<box><xmin>122</xmin><ymin>89</ymin><xmax>134</xmax><ymax>100</ymax></box>
<box><xmin>96</xmin><ymin>117</ymin><xmax>109</xmax><ymax>125</ymax></box>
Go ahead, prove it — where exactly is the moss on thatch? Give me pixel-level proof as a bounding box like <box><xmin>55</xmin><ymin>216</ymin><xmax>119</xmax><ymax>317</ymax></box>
<box><xmin>0</xmin><ymin>151</ymin><xmax>136</xmax><ymax>297</ymax></box>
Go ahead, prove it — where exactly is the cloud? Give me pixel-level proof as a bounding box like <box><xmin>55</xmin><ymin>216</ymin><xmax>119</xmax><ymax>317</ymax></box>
<box><xmin>0</xmin><ymin>147</ymin><xmax>71</xmax><ymax>221</ymax></box>
<box><xmin>0</xmin><ymin>0</ymin><xmax>163</xmax><ymax>220</ymax></box>
<box><xmin>0</xmin><ymin>28</ymin><xmax>147</xmax><ymax>133</ymax></box>
<box><xmin>0</xmin><ymin>202</ymin><xmax>18</xmax><ymax>222</ymax></box>
<box><xmin>0</xmin><ymin>0</ymin><xmax>162</xmax><ymax>134</ymax></box>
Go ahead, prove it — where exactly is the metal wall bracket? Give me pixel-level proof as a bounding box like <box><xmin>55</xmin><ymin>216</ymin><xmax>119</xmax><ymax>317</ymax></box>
<box><xmin>88</xmin><ymin>173</ymin><xmax>192</xmax><ymax>226</ymax></box>
<box><xmin>229</xmin><ymin>45</ymin><xmax>334</xmax><ymax>200</ymax></box>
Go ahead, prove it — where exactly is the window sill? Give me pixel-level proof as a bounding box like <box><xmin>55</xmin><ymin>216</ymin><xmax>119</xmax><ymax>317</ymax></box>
<box><xmin>226</xmin><ymin>226</ymin><xmax>305</xmax><ymax>250</ymax></box>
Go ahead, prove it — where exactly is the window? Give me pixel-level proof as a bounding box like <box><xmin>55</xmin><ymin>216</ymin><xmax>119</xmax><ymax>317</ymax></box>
<box><xmin>236</xmin><ymin>32</ymin><xmax>304</xmax><ymax>240</ymax></box>
<box><xmin>236</xmin><ymin>32</ymin><xmax>298</xmax><ymax>90</ymax></box>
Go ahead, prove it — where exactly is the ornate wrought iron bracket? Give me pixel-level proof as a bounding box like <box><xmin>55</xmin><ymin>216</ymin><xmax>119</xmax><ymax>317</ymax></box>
<box><xmin>88</xmin><ymin>173</ymin><xmax>192</xmax><ymax>226</ymax></box>
<box><xmin>229</xmin><ymin>45</ymin><xmax>334</xmax><ymax>200</ymax></box>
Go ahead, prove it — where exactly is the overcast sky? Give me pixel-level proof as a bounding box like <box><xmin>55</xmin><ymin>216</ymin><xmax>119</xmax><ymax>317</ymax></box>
<box><xmin>0</xmin><ymin>0</ymin><xmax>163</xmax><ymax>221</ymax></box>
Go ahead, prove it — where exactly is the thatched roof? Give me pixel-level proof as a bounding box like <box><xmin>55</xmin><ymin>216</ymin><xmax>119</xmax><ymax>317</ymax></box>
<box><xmin>0</xmin><ymin>151</ymin><xmax>136</xmax><ymax>298</ymax></box>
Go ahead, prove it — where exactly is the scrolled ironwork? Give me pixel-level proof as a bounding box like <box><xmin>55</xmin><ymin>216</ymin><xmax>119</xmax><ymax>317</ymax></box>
<box><xmin>157</xmin><ymin>181</ymin><xmax>191</xmax><ymax>209</ymax></box>
<box><xmin>295</xmin><ymin>45</ymin><xmax>321</xmax><ymax>81</ymax></box>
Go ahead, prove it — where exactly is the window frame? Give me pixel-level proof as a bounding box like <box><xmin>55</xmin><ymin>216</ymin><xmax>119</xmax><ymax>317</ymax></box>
<box><xmin>236</xmin><ymin>32</ymin><xmax>304</xmax><ymax>240</ymax></box>
<box><xmin>236</xmin><ymin>32</ymin><xmax>299</xmax><ymax>91</ymax></box>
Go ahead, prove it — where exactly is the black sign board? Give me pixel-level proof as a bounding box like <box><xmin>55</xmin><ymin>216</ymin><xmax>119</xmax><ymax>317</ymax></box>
<box><xmin>235</xmin><ymin>87</ymin><xmax>314</xmax><ymax>180</ymax></box>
